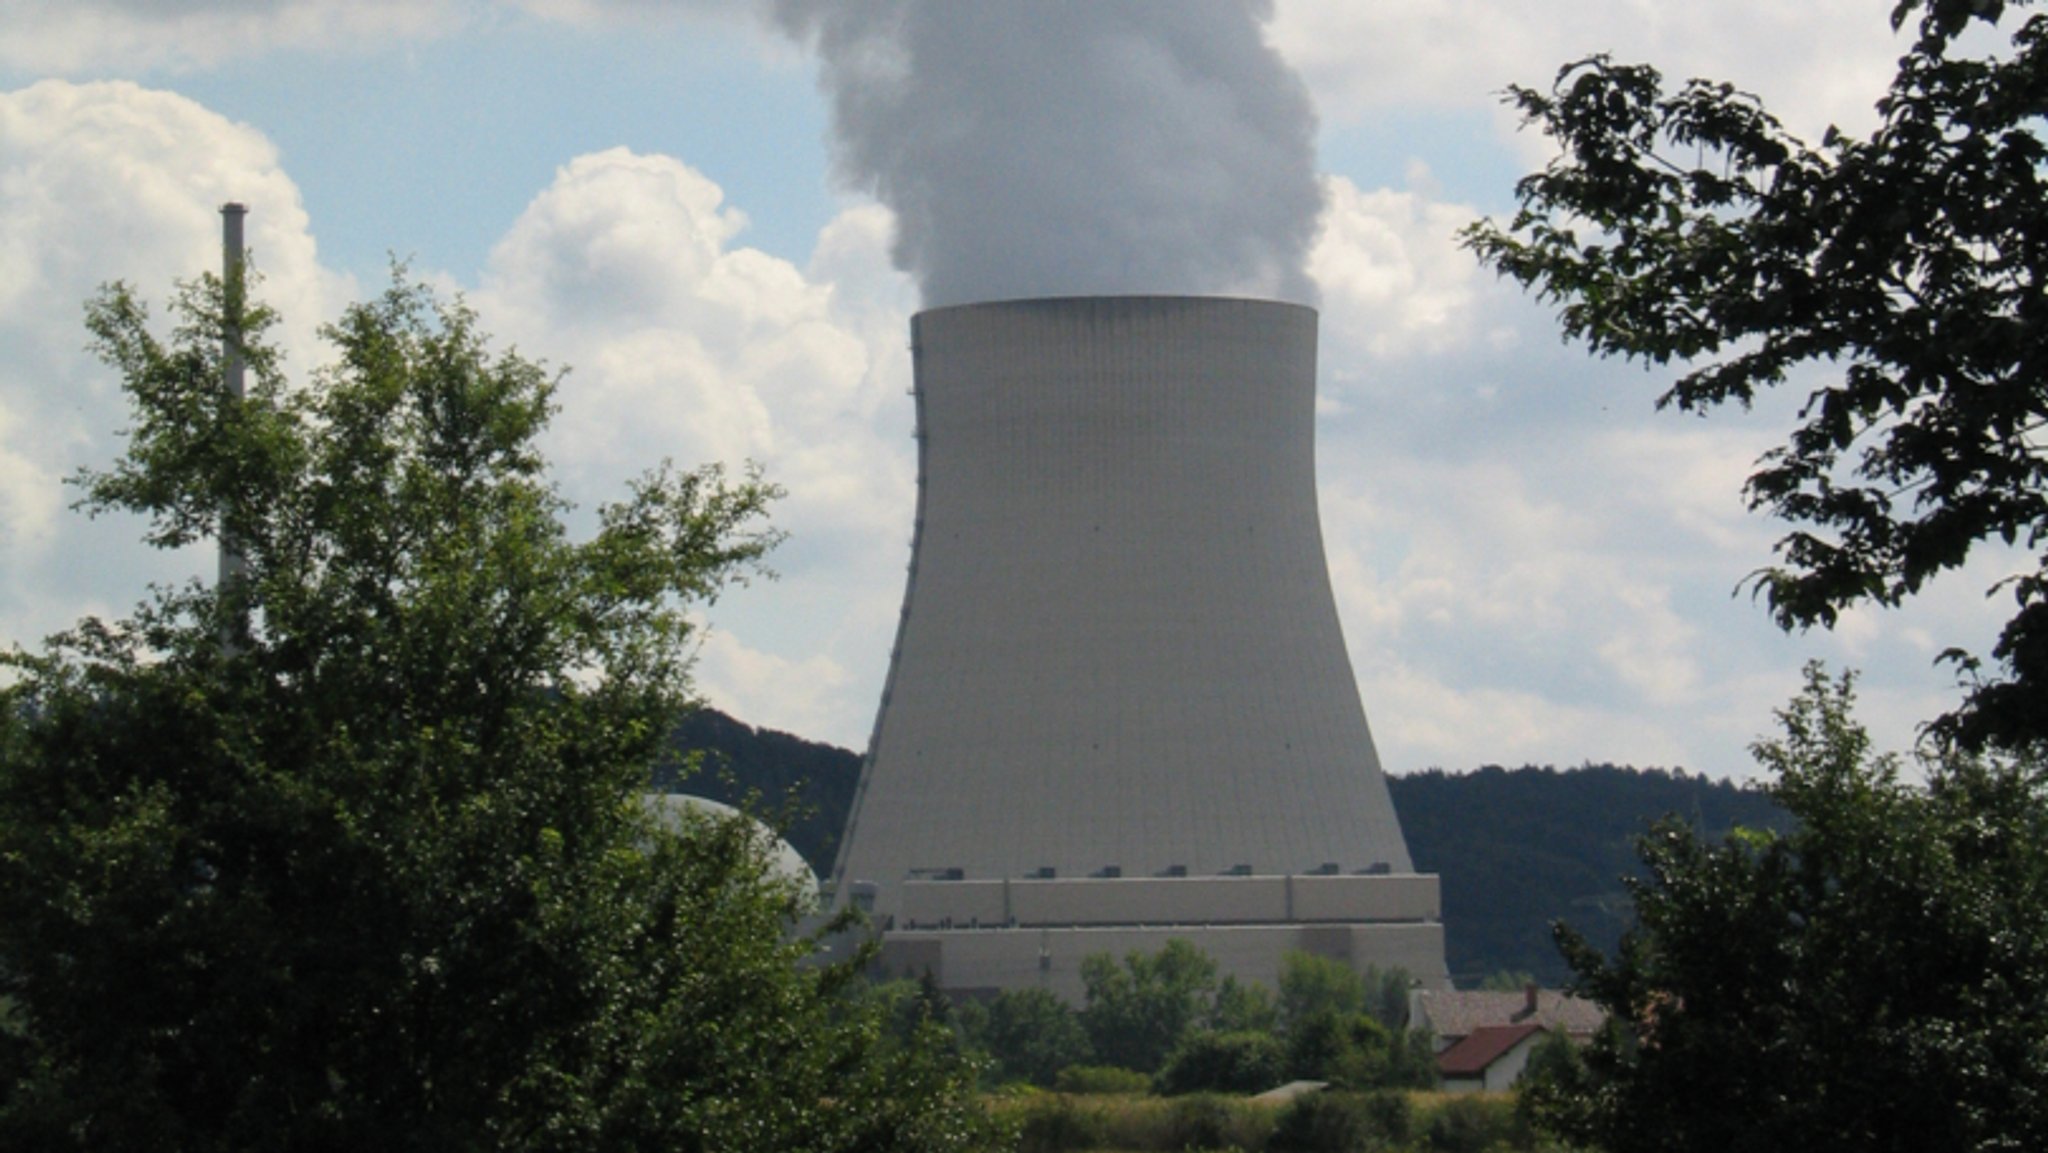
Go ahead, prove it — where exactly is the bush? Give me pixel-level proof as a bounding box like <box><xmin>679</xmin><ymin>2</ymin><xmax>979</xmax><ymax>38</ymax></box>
<box><xmin>1163</xmin><ymin>1093</ymin><xmax>1270</xmax><ymax>1152</ymax></box>
<box><xmin>1015</xmin><ymin>1095</ymin><xmax>1107</xmax><ymax>1153</ymax></box>
<box><xmin>1422</xmin><ymin>1093</ymin><xmax>1521</xmax><ymax>1153</ymax></box>
<box><xmin>1270</xmin><ymin>1090</ymin><xmax>1414</xmax><ymax>1153</ymax></box>
<box><xmin>1053</xmin><ymin>1064</ymin><xmax>1152</xmax><ymax>1095</ymax></box>
<box><xmin>1357</xmin><ymin>1090</ymin><xmax>1415</xmax><ymax>1147</ymax></box>
<box><xmin>1155</xmin><ymin>1029</ymin><xmax>1289</xmax><ymax>1096</ymax></box>
<box><xmin>1289</xmin><ymin>1011</ymin><xmax>1437</xmax><ymax>1090</ymax></box>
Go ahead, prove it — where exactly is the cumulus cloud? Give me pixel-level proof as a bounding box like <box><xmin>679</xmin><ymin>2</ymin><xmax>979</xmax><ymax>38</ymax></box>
<box><xmin>0</xmin><ymin>0</ymin><xmax>472</xmax><ymax>74</ymax></box>
<box><xmin>0</xmin><ymin>79</ymin><xmax>347</xmax><ymax>649</ymax></box>
<box><xmin>0</xmin><ymin>83</ymin><xmax>913</xmax><ymax>748</ymax></box>
<box><xmin>473</xmin><ymin>146</ymin><xmax>918</xmax><ymax>745</ymax></box>
<box><xmin>1310</xmin><ymin>173</ymin><xmax>1491</xmax><ymax>366</ymax></box>
<box><xmin>1300</xmin><ymin>165</ymin><xmax>2012</xmax><ymax>775</ymax></box>
<box><xmin>508</xmin><ymin>0</ymin><xmax>757</xmax><ymax>27</ymax></box>
<box><xmin>1274</xmin><ymin>0</ymin><xmax>1904</xmax><ymax>141</ymax></box>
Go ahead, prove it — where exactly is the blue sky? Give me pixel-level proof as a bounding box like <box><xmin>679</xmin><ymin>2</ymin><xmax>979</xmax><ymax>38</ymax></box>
<box><xmin>0</xmin><ymin>0</ymin><xmax>2000</xmax><ymax>779</ymax></box>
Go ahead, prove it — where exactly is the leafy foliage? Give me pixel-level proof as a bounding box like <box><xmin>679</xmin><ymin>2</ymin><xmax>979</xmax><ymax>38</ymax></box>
<box><xmin>965</xmin><ymin>986</ymin><xmax>1095</xmax><ymax>1087</ymax></box>
<box><xmin>1209</xmin><ymin>974</ymin><xmax>1282</xmax><ymax>1035</ymax></box>
<box><xmin>1153</xmin><ymin>1030</ymin><xmax>1288</xmax><ymax>1097</ymax></box>
<box><xmin>1524</xmin><ymin>665</ymin><xmax>2048</xmax><ymax>1153</ymax></box>
<box><xmin>1278</xmin><ymin>953</ymin><xmax>1412</xmax><ymax>1034</ymax></box>
<box><xmin>1464</xmin><ymin>0</ymin><xmax>2048</xmax><ymax>750</ymax></box>
<box><xmin>1050</xmin><ymin>1065</ymin><xmax>1152</xmax><ymax>1096</ymax></box>
<box><xmin>1270</xmin><ymin>1090</ymin><xmax>1416</xmax><ymax>1153</ymax></box>
<box><xmin>0</xmin><ymin>268</ymin><xmax>1000</xmax><ymax>1152</ymax></box>
<box><xmin>1079</xmin><ymin>938</ymin><xmax>1220</xmax><ymax>1074</ymax></box>
<box><xmin>1283</xmin><ymin>1012</ymin><xmax>1437</xmax><ymax>1092</ymax></box>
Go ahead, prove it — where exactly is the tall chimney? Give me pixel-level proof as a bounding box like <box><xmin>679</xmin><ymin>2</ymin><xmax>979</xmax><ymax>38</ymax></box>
<box><xmin>219</xmin><ymin>202</ymin><xmax>248</xmax><ymax>655</ymax></box>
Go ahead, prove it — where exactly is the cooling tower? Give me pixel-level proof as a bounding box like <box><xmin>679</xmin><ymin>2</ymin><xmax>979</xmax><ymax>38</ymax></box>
<box><xmin>833</xmin><ymin>296</ymin><xmax>1445</xmax><ymax>996</ymax></box>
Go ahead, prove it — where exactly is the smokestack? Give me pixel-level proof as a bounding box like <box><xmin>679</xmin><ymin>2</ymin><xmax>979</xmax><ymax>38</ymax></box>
<box><xmin>219</xmin><ymin>202</ymin><xmax>247</xmax><ymax>655</ymax></box>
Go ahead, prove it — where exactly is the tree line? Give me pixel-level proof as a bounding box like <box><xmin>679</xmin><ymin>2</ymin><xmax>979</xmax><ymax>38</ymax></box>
<box><xmin>864</xmin><ymin>941</ymin><xmax>1433</xmax><ymax>1098</ymax></box>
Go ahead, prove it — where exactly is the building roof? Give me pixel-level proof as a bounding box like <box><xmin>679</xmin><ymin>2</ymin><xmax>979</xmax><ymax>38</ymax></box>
<box><xmin>1437</xmin><ymin>1023</ymin><xmax>1548</xmax><ymax>1078</ymax></box>
<box><xmin>1412</xmin><ymin>988</ymin><xmax>1606</xmax><ymax>1040</ymax></box>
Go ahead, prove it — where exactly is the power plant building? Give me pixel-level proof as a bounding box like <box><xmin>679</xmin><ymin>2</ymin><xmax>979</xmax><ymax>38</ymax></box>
<box><xmin>831</xmin><ymin>296</ymin><xmax>1446</xmax><ymax>999</ymax></box>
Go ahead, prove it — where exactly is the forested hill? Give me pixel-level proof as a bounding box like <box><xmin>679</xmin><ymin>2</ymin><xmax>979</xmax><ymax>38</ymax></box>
<box><xmin>655</xmin><ymin>708</ymin><xmax>863</xmax><ymax>881</ymax></box>
<box><xmin>665</xmin><ymin>710</ymin><xmax>1787</xmax><ymax>986</ymax></box>
<box><xmin>1394</xmin><ymin>765</ymin><xmax>1787</xmax><ymax>985</ymax></box>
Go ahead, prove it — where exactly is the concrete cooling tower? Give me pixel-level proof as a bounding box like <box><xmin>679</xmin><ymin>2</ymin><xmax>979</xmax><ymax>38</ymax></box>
<box><xmin>832</xmin><ymin>296</ymin><xmax>1446</xmax><ymax>998</ymax></box>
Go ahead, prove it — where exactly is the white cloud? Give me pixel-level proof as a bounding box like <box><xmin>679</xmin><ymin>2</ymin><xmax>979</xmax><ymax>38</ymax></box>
<box><xmin>690</xmin><ymin>628</ymin><xmax>861</xmax><ymax>750</ymax></box>
<box><xmin>0</xmin><ymin>0</ymin><xmax>472</xmax><ymax>74</ymax></box>
<box><xmin>1357</xmin><ymin>658</ymin><xmax>1697</xmax><ymax>773</ymax></box>
<box><xmin>472</xmin><ymin>146</ymin><xmax>917</xmax><ymax>747</ymax></box>
<box><xmin>1310</xmin><ymin>174</ymin><xmax>1485</xmax><ymax>364</ymax></box>
<box><xmin>1275</xmin><ymin>0</ymin><xmax>1904</xmax><ymax>142</ymax></box>
<box><xmin>508</xmin><ymin>0</ymin><xmax>760</xmax><ymax>28</ymax></box>
<box><xmin>1302</xmin><ymin>157</ymin><xmax>2015</xmax><ymax>778</ymax></box>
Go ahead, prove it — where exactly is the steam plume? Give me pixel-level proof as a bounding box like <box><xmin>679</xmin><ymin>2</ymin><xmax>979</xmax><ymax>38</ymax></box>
<box><xmin>771</xmin><ymin>0</ymin><xmax>1324</xmax><ymax>308</ymax></box>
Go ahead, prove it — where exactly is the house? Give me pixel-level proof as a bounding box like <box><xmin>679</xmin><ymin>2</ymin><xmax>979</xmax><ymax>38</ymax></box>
<box><xmin>1436</xmin><ymin>1023</ymin><xmax>1549</xmax><ymax>1094</ymax></box>
<box><xmin>1410</xmin><ymin>984</ymin><xmax>1604</xmax><ymax>1091</ymax></box>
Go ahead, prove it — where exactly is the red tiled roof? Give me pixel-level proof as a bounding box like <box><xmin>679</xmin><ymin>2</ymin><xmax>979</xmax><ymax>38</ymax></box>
<box><xmin>1437</xmin><ymin>1023</ymin><xmax>1548</xmax><ymax>1077</ymax></box>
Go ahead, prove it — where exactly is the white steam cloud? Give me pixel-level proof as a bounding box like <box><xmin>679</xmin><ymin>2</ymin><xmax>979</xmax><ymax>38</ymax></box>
<box><xmin>771</xmin><ymin>0</ymin><xmax>1324</xmax><ymax>308</ymax></box>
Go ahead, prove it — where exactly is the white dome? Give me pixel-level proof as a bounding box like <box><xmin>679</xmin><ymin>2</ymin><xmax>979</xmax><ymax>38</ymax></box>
<box><xmin>644</xmin><ymin>792</ymin><xmax>820</xmax><ymax>903</ymax></box>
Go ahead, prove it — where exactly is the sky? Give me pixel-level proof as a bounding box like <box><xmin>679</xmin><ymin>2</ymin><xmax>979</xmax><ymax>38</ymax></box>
<box><xmin>0</xmin><ymin>0</ymin><xmax>2009</xmax><ymax>781</ymax></box>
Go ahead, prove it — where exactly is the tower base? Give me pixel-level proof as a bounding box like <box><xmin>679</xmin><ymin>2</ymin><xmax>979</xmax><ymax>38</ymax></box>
<box><xmin>859</xmin><ymin>871</ymin><xmax>1449</xmax><ymax>1001</ymax></box>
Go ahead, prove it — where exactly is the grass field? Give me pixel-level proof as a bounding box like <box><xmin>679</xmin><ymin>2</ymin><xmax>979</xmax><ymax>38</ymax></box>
<box><xmin>988</xmin><ymin>1086</ymin><xmax>1562</xmax><ymax>1153</ymax></box>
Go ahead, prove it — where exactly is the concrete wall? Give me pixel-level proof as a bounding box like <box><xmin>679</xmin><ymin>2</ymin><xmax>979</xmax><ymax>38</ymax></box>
<box><xmin>896</xmin><ymin>873</ymin><xmax>1440</xmax><ymax>930</ymax></box>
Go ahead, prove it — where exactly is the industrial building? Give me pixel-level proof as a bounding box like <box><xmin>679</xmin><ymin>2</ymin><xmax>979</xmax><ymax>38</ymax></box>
<box><xmin>830</xmin><ymin>296</ymin><xmax>1447</xmax><ymax>999</ymax></box>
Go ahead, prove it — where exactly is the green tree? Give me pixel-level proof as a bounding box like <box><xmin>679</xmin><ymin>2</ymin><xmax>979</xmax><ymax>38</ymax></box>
<box><xmin>1152</xmin><ymin>1030</ymin><xmax>1287</xmax><ymax>1097</ymax></box>
<box><xmin>1513</xmin><ymin>1028</ymin><xmax>1593</xmax><ymax>1136</ymax></box>
<box><xmin>968</xmin><ymin>987</ymin><xmax>1093</xmax><ymax>1087</ymax></box>
<box><xmin>1078</xmin><ymin>938</ymin><xmax>1219</xmax><ymax>1073</ymax></box>
<box><xmin>1277</xmin><ymin>952</ymin><xmax>1410</xmax><ymax>1034</ymax></box>
<box><xmin>1522</xmin><ymin>665</ymin><xmax>2048</xmax><ymax>1153</ymax></box>
<box><xmin>1207</xmin><ymin>974</ymin><xmax>1280</xmax><ymax>1035</ymax></box>
<box><xmin>1463</xmin><ymin>0</ymin><xmax>2048</xmax><ymax>751</ymax></box>
<box><xmin>0</xmin><ymin>269</ymin><xmax>1001</xmax><ymax>1152</ymax></box>
<box><xmin>1284</xmin><ymin>1012</ymin><xmax>1437</xmax><ymax>1092</ymax></box>
<box><xmin>1278</xmin><ymin>951</ymin><xmax>1366</xmax><ymax>1034</ymax></box>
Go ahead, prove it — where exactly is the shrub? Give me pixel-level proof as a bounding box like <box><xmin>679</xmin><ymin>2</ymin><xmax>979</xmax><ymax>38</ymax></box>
<box><xmin>1156</xmin><ymin>1029</ymin><xmax>1289</xmax><ymax>1096</ymax></box>
<box><xmin>1015</xmin><ymin>1095</ymin><xmax>1107</xmax><ymax>1153</ymax></box>
<box><xmin>1054</xmin><ymin>1064</ymin><xmax>1152</xmax><ymax>1095</ymax></box>
<box><xmin>1158</xmin><ymin>1093</ymin><xmax>1272</xmax><ymax>1151</ymax></box>
<box><xmin>1422</xmin><ymin>1093</ymin><xmax>1521</xmax><ymax>1153</ymax></box>
<box><xmin>1269</xmin><ymin>1090</ymin><xmax>1414</xmax><ymax>1153</ymax></box>
<box><xmin>1357</xmin><ymin>1090</ymin><xmax>1415</xmax><ymax>1147</ymax></box>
